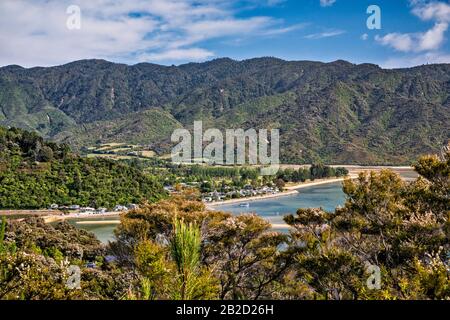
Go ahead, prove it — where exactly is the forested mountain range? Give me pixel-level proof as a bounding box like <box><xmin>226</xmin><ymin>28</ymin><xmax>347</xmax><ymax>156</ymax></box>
<box><xmin>0</xmin><ymin>57</ymin><xmax>449</xmax><ymax>164</ymax></box>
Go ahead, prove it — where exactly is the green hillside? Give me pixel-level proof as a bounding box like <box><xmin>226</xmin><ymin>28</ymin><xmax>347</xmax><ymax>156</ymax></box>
<box><xmin>0</xmin><ymin>127</ymin><xmax>166</xmax><ymax>209</ymax></box>
<box><xmin>0</xmin><ymin>58</ymin><xmax>449</xmax><ymax>164</ymax></box>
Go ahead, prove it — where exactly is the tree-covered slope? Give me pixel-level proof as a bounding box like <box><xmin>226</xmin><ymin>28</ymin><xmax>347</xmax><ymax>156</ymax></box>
<box><xmin>0</xmin><ymin>58</ymin><xmax>449</xmax><ymax>164</ymax></box>
<box><xmin>0</xmin><ymin>127</ymin><xmax>166</xmax><ymax>209</ymax></box>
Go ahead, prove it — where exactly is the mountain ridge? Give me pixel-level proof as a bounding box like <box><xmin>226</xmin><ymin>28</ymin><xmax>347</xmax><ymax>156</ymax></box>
<box><xmin>4</xmin><ymin>56</ymin><xmax>443</xmax><ymax>70</ymax></box>
<box><xmin>0</xmin><ymin>57</ymin><xmax>449</xmax><ymax>164</ymax></box>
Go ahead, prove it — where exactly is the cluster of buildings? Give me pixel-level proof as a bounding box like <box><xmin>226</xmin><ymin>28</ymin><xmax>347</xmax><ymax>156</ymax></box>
<box><xmin>48</xmin><ymin>203</ymin><xmax>138</xmax><ymax>214</ymax></box>
<box><xmin>202</xmin><ymin>185</ymin><xmax>280</xmax><ymax>203</ymax></box>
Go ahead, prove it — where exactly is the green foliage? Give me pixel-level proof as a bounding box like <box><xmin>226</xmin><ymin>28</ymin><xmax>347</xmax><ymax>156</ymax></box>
<box><xmin>0</xmin><ymin>149</ymin><xmax>448</xmax><ymax>300</ymax></box>
<box><xmin>283</xmin><ymin>151</ymin><xmax>450</xmax><ymax>300</ymax></box>
<box><xmin>1</xmin><ymin>58</ymin><xmax>448</xmax><ymax>164</ymax></box>
<box><xmin>124</xmin><ymin>214</ymin><xmax>219</xmax><ymax>300</ymax></box>
<box><xmin>0</xmin><ymin>126</ymin><xmax>166</xmax><ymax>209</ymax></box>
<box><xmin>275</xmin><ymin>165</ymin><xmax>348</xmax><ymax>183</ymax></box>
<box><xmin>113</xmin><ymin>192</ymin><xmax>289</xmax><ymax>300</ymax></box>
<box><xmin>170</xmin><ymin>218</ymin><xmax>205</xmax><ymax>300</ymax></box>
<box><xmin>133</xmin><ymin>240</ymin><xmax>172</xmax><ymax>299</ymax></box>
<box><xmin>43</xmin><ymin>246</ymin><xmax>64</xmax><ymax>264</ymax></box>
<box><xmin>0</xmin><ymin>217</ymin><xmax>132</xmax><ymax>300</ymax></box>
<box><xmin>59</xmin><ymin>108</ymin><xmax>183</xmax><ymax>149</ymax></box>
<box><xmin>171</xmin><ymin>219</ymin><xmax>201</xmax><ymax>276</ymax></box>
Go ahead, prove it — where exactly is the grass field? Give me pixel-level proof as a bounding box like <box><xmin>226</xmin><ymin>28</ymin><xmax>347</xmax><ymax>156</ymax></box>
<box><xmin>84</xmin><ymin>142</ymin><xmax>157</xmax><ymax>161</ymax></box>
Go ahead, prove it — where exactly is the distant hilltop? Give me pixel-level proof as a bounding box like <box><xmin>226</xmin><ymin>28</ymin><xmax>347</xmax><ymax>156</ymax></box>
<box><xmin>0</xmin><ymin>57</ymin><xmax>449</xmax><ymax>165</ymax></box>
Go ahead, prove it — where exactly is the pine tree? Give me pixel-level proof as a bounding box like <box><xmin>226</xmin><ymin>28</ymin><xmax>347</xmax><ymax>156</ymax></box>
<box><xmin>170</xmin><ymin>218</ymin><xmax>202</xmax><ymax>300</ymax></box>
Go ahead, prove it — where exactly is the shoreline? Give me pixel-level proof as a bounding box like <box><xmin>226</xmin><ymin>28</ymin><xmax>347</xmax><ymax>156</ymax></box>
<box><xmin>75</xmin><ymin>220</ymin><xmax>121</xmax><ymax>225</ymax></box>
<box><xmin>42</xmin><ymin>211</ymin><xmax>121</xmax><ymax>223</ymax></box>
<box><xmin>206</xmin><ymin>176</ymin><xmax>355</xmax><ymax>208</ymax></box>
<box><xmin>1</xmin><ymin>166</ymin><xmax>416</xmax><ymax>222</ymax></box>
<box><xmin>207</xmin><ymin>189</ymin><xmax>301</xmax><ymax>208</ymax></box>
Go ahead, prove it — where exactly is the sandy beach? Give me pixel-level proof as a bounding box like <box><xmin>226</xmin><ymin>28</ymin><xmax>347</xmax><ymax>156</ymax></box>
<box><xmin>206</xmin><ymin>189</ymin><xmax>301</xmax><ymax>208</ymax></box>
<box><xmin>271</xmin><ymin>223</ymin><xmax>291</xmax><ymax>229</ymax></box>
<box><xmin>42</xmin><ymin>211</ymin><xmax>121</xmax><ymax>223</ymax></box>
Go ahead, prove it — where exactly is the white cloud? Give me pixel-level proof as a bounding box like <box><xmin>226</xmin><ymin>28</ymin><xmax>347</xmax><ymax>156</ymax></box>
<box><xmin>376</xmin><ymin>1</ymin><xmax>450</xmax><ymax>53</ymax></box>
<box><xmin>380</xmin><ymin>52</ymin><xmax>450</xmax><ymax>68</ymax></box>
<box><xmin>139</xmin><ymin>48</ymin><xmax>214</xmax><ymax>61</ymax></box>
<box><xmin>261</xmin><ymin>23</ymin><xmax>308</xmax><ymax>36</ymax></box>
<box><xmin>305</xmin><ymin>30</ymin><xmax>345</xmax><ymax>39</ymax></box>
<box><xmin>320</xmin><ymin>0</ymin><xmax>336</xmax><ymax>7</ymax></box>
<box><xmin>419</xmin><ymin>21</ymin><xmax>448</xmax><ymax>50</ymax></box>
<box><xmin>376</xmin><ymin>21</ymin><xmax>448</xmax><ymax>52</ymax></box>
<box><xmin>376</xmin><ymin>33</ymin><xmax>415</xmax><ymax>52</ymax></box>
<box><xmin>361</xmin><ymin>33</ymin><xmax>369</xmax><ymax>41</ymax></box>
<box><xmin>411</xmin><ymin>0</ymin><xmax>450</xmax><ymax>22</ymax></box>
<box><xmin>0</xmin><ymin>0</ymin><xmax>298</xmax><ymax>67</ymax></box>
<box><xmin>184</xmin><ymin>17</ymin><xmax>275</xmax><ymax>40</ymax></box>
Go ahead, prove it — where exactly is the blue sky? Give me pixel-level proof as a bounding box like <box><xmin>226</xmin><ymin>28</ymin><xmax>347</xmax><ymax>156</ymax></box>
<box><xmin>0</xmin><ymin>0</ymin><xmax>449</xmax><ymax>68</ymax></box>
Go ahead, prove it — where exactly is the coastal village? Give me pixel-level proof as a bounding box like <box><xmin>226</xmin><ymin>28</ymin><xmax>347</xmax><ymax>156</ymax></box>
<box><xmin>165</xmin><ymin>183</ymin><xmax>281</xmax><ymax>203</ymax></box>
<box><xmin>201</xmin><ymin>185</ymin><xmax>281</xmax><ymax>203</ymax></box>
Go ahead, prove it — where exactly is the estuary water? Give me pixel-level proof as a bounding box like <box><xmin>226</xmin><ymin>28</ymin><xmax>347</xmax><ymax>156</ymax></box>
<box><xmin>71</xmin><ymin>182</ymin><xmax>347</xmax><ymax>243</ymax></box>
<box><xmin>66</xmin><ymin>216</ymin><xmax>120</xmax><ymax>243</ymax></box>
<box><xmin>214</xmin><ymin>182</ymin><xmax>346</xmax><ymax>230</ymax></box>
